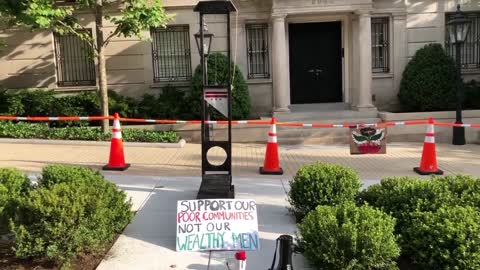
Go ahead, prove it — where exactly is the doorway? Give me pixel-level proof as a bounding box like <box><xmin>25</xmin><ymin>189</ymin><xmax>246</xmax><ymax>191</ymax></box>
<box><xmin>289</xmin><ymin>21</ymin><xmax>343</xmax><ymax>104</ymax></box>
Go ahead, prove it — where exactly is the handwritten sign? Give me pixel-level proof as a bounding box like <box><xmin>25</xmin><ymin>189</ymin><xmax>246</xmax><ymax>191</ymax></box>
<box><xmin>176</xmin><ymin>199</ymin><xmax>259</xmax><ymax>252</ymax></box>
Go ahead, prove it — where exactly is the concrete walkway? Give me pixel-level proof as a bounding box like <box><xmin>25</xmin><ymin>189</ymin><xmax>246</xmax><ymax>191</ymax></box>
<box><xmin>0</xmin><ymin>141</ymin><xmax>479</xmax><ymax>179</ymax></box>
<box><xmin>96</xmin><ymin>175</ymin><xmax>312</xmax><ymax>270</ymax></box>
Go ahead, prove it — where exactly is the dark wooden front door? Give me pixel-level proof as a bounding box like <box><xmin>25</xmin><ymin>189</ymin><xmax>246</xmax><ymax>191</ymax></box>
<box><xmin>289</xmin><ymin>22</ymin><xmax>343</xmax><ymax>104</ymax></box>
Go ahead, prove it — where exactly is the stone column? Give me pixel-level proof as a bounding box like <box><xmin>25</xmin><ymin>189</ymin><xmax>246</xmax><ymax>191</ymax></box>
<box><xmin>271</xmin><ymin>14</ymin><xmax>290</xmax><ymax>112</ymax></box>
<box><xmin>393</xmin><ymin>13</ymin><xmax>408</xmax><ymax>95</ymax></box>
<box><xmin>355</xmin><ymin>11</ymin><xmax>376</xmax><ymax>111</ymax></box>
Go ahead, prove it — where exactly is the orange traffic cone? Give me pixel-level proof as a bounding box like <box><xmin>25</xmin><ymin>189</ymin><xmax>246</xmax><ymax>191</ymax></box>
<box><xmin>103</xmin><ymin>113</ymin><xmax>130</xmax><ymax>171</ymax></box>
<box><xmin>260</xmin><ymin>117</ymin><xmax>283</xmax><ymax>175</ymax></box>
<box><xmin>414</xmin><ymin>117</ymin><xmax>443</xmax><ymax>175</ymax></box>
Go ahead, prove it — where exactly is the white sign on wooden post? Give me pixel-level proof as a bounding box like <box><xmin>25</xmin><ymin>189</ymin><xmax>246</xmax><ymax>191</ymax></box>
<box><xmin>176</xmin><ymin>199</ymin><xmax>260</xmax><ymax>252</ymax></box>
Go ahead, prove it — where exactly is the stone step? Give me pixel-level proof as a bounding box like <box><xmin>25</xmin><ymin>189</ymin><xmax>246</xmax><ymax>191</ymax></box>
<box><xmin>273</xmin><ymin>111</ymin><xmax>379</xmax><ymax>122</ymax></box>
<box><xmin>289</xmin><ymin>103</ymin><xmax>350</xmax><ymax>112</ymax></box>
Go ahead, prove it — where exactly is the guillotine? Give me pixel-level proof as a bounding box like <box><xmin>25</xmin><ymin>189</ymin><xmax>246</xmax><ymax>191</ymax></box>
<box><xmin>194</xmin><ymin>1</ymin><xmax>236</xmax><ymax>199</ymax></box>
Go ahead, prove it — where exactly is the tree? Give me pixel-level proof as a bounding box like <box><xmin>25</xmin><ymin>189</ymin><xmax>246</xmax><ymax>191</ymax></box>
<box><xmin>0</xmin><ymin>0</ymin><xmax>171</xmax><ymax>132</ymax></box>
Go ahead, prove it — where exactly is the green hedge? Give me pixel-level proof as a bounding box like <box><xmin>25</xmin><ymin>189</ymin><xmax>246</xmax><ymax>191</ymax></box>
<box><xmin>298</xmin><ymin>203</ymin><xmax>400</xmax><ymax>270</ymax></box>
<box><xmin>0</xmin><ymin>168</ymin><xmax>30</xmax><ymax>234</ymax></box>
<box><xmin>288</xmin><ymin>162</ymin><xmax>361</xmax><ymax>220</ymax></box>
<box><xmin>398</xmin><ymin>43</ymin><xmax>457</xmax><ymax>112</ymax></box>
<box><xmin>358</xmin><ymin>175</ymin><xmax>480</xmax><ymax>269</ymax></box>
<box><xmin>5</xmin><ymin>165</ymin><xmax>133</xmax><ymax>267</ymax></box>
<box><xmin>405</xmin><ymin>206</ymin><xmax>480</xmax><ymax>269</ymax></box>
<box><xmin>0</xmin><ymin>89</ymin><xmax>137</xmax><ymax>126</ymax></box>
<box><xmin>0</xmin><ymin>121</ymin><xmax>180</xmax><ymax>143</ymax></box>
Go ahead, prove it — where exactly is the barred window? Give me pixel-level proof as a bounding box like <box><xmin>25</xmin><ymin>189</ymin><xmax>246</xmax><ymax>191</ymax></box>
<box><xmin>151</xmin><ymin>25</ymin><xmax>192</xmax><ymax>82</ymax></box>
<box><xmin>54</xmin><ymin>30</ymin><xmax>96</xmax><ymax>87</ymax></box>
<box><xmin>371</xmin><ymin>17</ymin><xmax>390</xmax><ymax>73</ymax></box>
<box><xmin>446</xmin><ymin>12</ymin><xmax>480</xmax><ymax>70</ymax></box>
<box><xmin>246</xmin><ymin>23</ymin><xmax>270</xmax><ymax>79</ymax></box>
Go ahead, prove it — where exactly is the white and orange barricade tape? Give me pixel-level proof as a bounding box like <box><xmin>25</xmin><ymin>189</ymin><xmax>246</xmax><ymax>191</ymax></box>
<box><xmin>0</xmin><ymin>115</ymin><xmax>479</xmax><ymax>129</ymax></box>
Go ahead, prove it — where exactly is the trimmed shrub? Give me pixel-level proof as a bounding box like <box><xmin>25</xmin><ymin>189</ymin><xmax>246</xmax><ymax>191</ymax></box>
<box><xmin>464</xmin><ymin>80</ymin><xmax>480</xmax><ymax>110</ymax></box>
<box><xmin>358</xmin><ymin>175</ymin><xmax>480</xmax><ymax>267</ymax></box>
<box><xmin>288</xmin><ymin>162</ymin><xmax>361</xmax><ymax>219</ymax></box>
<box><xmin>11</xmin><ymin>165</ymin><xmax>133</xmax><ymax>265</ymax></box>
<box><xmin>189</xmin><ymin>53</ymin><xmax>251</xmax><ymax>119</ymax></box>
<box><xmin>0</xmin><ymin>121</ymin><xmax>180</xmax><ymax>143</ymax></box>
<box><xmin>405</xmin><ymin>206</ymin><xmax>480</xmax><ymax>269</ymax></box>
<box><xmin>298</xmin><ymin>203</ymin><xmax>400</xmax><ymax>270</ymax></box>
<box><xmin>0</xmin><ymin>89</ymin><xmax>138</xmax><ymax>126</ymax></box>
<box><xmin>398</xmin><ymin>43</ymin><xmax>457</xmax><ymax>112</ymax></box>
<box><xmin>0</xmin><ymin>168</ymin><xmax>30</xmax><ymax>233</ymax></box>
<box><xmin>357</xmin><ymin>175</ymin><xmax>480</xmax><ymax>230</ymax></box>
<box><xmin>138</xmin><ymin>85</ymin><xmax>190</xmax><ymax>119</ymax></box>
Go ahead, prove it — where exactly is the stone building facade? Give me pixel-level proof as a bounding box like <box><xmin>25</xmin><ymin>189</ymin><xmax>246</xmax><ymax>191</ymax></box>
<box><xmin>0</xmin><ymin>0</ymin><xmax>479</xmax><ymax>116</ymax></box>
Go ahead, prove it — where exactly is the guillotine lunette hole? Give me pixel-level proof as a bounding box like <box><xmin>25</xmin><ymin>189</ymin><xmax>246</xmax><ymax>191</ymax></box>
<box><xmin>206</xmin><ymin>146</ymin><xmax>228</xmax><ymax>166</ymax></box>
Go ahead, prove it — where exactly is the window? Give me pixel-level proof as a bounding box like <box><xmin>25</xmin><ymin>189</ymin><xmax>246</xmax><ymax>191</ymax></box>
<box><xmin>54</xmin><ymin>30</ymin><xmax>96</xmax><ymax>87</ymax></box>
<box><xmin>246</xmin><ymin>23</ymin><xmax>270</xmax><ymax>79</ymax></box>
<box><xmin>371</xmin><ymin>17</ymin><xmax>390</xmax><ymax>73</ymax></box>
<box><xmin>446</xmin><ymin>12</ymin><xmax>480</xmax><ymax>70</ymax></box>
<box><xmin>151</xmin><ymin>25</ymin><xmax>192</xmax><ymax>82</ymax></box>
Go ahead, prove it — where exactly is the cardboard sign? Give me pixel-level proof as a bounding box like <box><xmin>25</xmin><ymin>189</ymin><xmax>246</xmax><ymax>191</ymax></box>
<box><xmin>204</xmin><ymin>88</ymin><xmax>228</xmax><ymax>117</ymax></box>
<box><xmin>176</xmin><ymin>199</ymin><xmax>259</xmax><ymax>252</ymax></box>
<box><xmin>350</xmin><ymin>126</ymin><xmax>387</xmax><ymax>154</ymax></box>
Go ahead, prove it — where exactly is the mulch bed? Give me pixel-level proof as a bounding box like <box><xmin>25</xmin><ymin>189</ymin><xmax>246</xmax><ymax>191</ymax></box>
<box><xmin>0</xmin><ymin>234</ymin><xmax>121</xmax><ymax>270</ymax></box>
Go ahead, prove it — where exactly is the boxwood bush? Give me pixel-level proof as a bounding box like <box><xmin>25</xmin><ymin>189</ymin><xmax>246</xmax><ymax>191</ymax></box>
<box><xmin>10</xmin><ymin>165</ymin><xmax>133</xmax><ymax>267</ymax></box>
<box><xmin>189</xmin><ymin>53</ymin><xmax>251</xmax><ymax>119</ymax></box>
<box><xmin>0</xmin><ymin>89</ymin><xmax>138</xmax><ymax>126</ymax></box>
<box><xmin>0</xmin><ymin>121</ymin><xmax>180</xmax><ymax>143</ymax></box>
<box><xmin>0</xmin><ymin>168</ymin><xmax>31</xmax><ymax>234</ymax></box>
<box><xmin>358</xmin><ymin>175</ymin><xmax>480</xmax><ymax>268</ymax></box>
<box><xmin>357</xmin><ymin>176</ymin><xmax>480</xmax><ymax>231</ymax></box>
<box><xmin>398</xmin><ymin>43</ymin><xmax>457</xmax><ymax>112</ymax></box>
<box><xmin>288</xmin><ymin>162</ymin><xmax>361</xmax><ymax>220</ymax></box>
<box><xmin>298</xmin><ymin>203</ymin><xmax>400</xmax><ymax>270</ymax></box>
<box><xmin>405</xmin><ymin>206</ymin><xmax>480</xmax><ymax>269</ymax></box>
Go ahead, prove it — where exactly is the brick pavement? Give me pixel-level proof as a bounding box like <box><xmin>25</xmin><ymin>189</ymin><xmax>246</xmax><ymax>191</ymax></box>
<box><xmin>0</xmin><ymin>140</ymin><xmax>479</xmax><ymax>179</ymax></box>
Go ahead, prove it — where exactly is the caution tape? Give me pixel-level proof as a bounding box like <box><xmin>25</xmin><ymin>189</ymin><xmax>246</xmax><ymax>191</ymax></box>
<box><xmin>0</xmin><ymin>115</ymin><xmax>479</xmax><ymax>128</ymax></box>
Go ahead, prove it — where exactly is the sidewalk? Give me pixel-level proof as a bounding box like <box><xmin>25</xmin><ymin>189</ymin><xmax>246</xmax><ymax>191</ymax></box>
<box><xmin>0</xmin><ymin>141</ymin><xmax>479</xmax><ymax>179</ymax></box>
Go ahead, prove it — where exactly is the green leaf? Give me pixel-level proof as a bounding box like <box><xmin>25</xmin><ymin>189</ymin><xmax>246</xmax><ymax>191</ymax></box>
<box><xmin>370</xmin><ymin>131</ymin><xmax>384</xmax><ymax>141</ymax></box>
<box><xmin>352</xmin><ymin>133</ymin><xmax>367</xmax><ymax>142</ymax></box>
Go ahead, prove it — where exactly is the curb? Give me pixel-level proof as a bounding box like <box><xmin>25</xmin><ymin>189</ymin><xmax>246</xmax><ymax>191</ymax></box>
<box><xmin>0</xmin><ymin>138</ymin><xmax>186</xmax><ymax>148</ymax></box>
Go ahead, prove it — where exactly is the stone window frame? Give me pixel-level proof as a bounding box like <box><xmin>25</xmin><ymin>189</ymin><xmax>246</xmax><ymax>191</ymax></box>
<box><xmin>371</xmin><ymin>16</ymin><xmax>391</xmax><ymax>74</ymax></box>
<box><xmin>53</xmin><ymin>29</ymin><xmax>97</xmax><ymax>87</ymax></box>
<box><xmin>150</xmin><ymin>24</ymin><xmax>192</xmax><ymax>83</ymax></box>
<box><xmin>245</xmin><ymin>23</ymin><xmax>271</xmax><ymax>79</ymax></box>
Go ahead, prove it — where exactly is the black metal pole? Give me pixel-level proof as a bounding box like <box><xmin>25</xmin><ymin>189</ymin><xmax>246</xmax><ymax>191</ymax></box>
<box><xmin>200</xmin><ymin>13</ymin><xmax>206</xmax><ymax>174</ymax></box>
<box><xmin>227</xmin><ymin>12</ymin><xmax>232</xmax><ymax>175</ymax></box>
<box><xmin>452</xmin><ymin>41</ymin><xmax>466</xmax><ymax>145</ymax></box>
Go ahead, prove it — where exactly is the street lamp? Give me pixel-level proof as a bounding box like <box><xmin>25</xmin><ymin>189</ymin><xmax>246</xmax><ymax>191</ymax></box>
<box><xmin>194</xmin><ymin>22</ymin><xmax>214</xmax><ymax>57</ymax></box>
<box><xmin>194</xmin><ymin>22</ymin><xmax>215</xmax><ymax>141</ymax></box>
<box><xmin>447</xmin><ymin>4</ymin><xmax>471</xmax><ymax>145</ymax></box>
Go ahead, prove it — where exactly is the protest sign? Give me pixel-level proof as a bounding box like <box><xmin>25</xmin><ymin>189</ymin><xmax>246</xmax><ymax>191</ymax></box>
<box><xmin>176</xmin><ymin>199</ymin><xmax>259</xmax><ymax>252</ymax></box>
<box><xmin>350</xmin><ymin>126</ymin><xmax>387</xmax><ymax>154</ymax></box>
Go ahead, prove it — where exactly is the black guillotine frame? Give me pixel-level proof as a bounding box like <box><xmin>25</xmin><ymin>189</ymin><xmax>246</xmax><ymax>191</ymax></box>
<box><xmin>194</xmin><ymin>1</ymin><xmax>236</xmax><ymax>199</ymax></box>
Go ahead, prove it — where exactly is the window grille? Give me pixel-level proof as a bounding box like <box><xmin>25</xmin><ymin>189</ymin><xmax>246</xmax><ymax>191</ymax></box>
<box><xmin>246</xmin><ymin>23</ymin><xmax>270</xmax><ymax>79</ymax></box>
<box><xmin>371</xmin><ymin>17</ymin><xmax>390</xmax><ymax>73</ymax></box>
<box><xmin>54</xmin><ymin>29</ymin><xmax>96</xmax><ymax>87</ymax></box>
<box><xmin>151</xmin><ymin>25</ymin><xmax>192</xmax><ymax>82</ymax></box>
<box><xmin>446</xmin><ymin>12</ymin><xmax>480</xmax><ymax>70</ymax></box>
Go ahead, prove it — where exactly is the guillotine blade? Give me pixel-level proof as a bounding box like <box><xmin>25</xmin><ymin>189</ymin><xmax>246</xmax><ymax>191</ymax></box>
<box><xmin>204</xmin><ymin>88</ymin><xmax>228</xmax><ymax>117</ymax></box>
